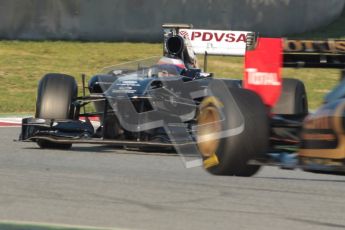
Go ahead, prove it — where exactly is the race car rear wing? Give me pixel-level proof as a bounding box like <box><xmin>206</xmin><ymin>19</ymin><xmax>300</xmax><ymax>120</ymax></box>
<box><xmin>178</xmin><ymin>29</ymin><xmax>257</xmax><ymax>56</ymax></box>
<box><xmin>283</xmin><ymin>39</ymin><xmax>345</xmax><ymax>68</ymax></box>
<box><xmin>162</xmin><ymin>24</ymin><xmax>257</xmax><ymax>56</ymax></box>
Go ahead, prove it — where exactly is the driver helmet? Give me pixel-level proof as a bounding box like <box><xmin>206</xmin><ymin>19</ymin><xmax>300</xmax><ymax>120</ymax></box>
<box><xmin>155</xmin><ymin>57</ymin><xmax>186</xmax><ymax>77</ymax></box>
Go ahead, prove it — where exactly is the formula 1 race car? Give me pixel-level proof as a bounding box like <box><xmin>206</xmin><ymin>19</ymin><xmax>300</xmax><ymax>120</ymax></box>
<box><xmin>20</xmin><ymin>24</ymin><xmax>345</xmax><ymax>176</ymax></box>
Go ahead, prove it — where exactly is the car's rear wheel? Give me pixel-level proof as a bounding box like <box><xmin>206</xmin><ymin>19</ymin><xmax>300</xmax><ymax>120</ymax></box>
<box><xmin>197</xmin><ymin>87</ymin><xmax>269</xmax><ymax>176</ymax></box>
<box><xmin>103</xmin><ymin>114</ymin><xmax>123</xmax><ymax>139</ymax></box>
<box><xmin>35</xmin><ymin>73</ymin><xmax>78</xmax><ymax>149</ymax></box>
<box><xmin>272</xmin><ymin>78</ymin><xmax>308</xmax><ymax>115</ymax></box>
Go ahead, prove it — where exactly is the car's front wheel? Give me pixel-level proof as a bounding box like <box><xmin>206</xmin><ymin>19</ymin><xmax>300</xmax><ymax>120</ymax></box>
<box><xmin>35</xmin><ymin>73</ymin><xmax>78</xmax><ymax>149</ymax></box>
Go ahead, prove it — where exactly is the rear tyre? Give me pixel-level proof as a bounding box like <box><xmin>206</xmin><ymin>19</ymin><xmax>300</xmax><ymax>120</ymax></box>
<box><xmin>197</xmin><ymin>87</ymin><xmax>269</xmax><ymax>176</ymax></box>
<box><xmin>272</xmin><ymin>78</ymin><xmax>308</xmax><ymax>115</ymax></box>
<box><xmin>103</xmin><ymin>114</ymin><xmax>123</xmax><ymax>139</ymax></box>
<box><xmin>35</xmin><ymin>73</ymin><xmax>78</xmax><ymax>149</ymax></box>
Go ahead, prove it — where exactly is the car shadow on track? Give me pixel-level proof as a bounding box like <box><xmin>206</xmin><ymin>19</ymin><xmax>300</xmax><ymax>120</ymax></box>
<box><xmin>22</xmin><ymin>145</ymin><xmax>116</xmax><ymax>153</ymax></box>
<box><xmin>21</xmin><ymin>144</ymin><xmax>180</xmax><ymax>156</ymax></box>
<box><xmin>255</xmin><ymin>176</ymin><xmax>345</xmax><ymax>183</ymax></box>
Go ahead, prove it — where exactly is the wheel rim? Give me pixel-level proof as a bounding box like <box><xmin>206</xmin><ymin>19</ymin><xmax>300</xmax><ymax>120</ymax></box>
<box><xmin>197</xmin><ymin>105</ymin><xmax>221</xmax><ymax>158</ymax></box>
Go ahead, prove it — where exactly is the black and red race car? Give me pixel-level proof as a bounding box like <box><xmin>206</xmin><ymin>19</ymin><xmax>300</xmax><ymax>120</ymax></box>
<box><xmin>19</xmin><ymin>24</ymin><xmax>345</xmax><ymax>176</ymax></box>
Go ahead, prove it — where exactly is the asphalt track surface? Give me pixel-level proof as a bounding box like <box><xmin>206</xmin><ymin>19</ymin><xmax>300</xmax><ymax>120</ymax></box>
<box><xmin>1</xmin><ymin>127</ymin><xmax>345</xmax><ymax>230</ymax></box>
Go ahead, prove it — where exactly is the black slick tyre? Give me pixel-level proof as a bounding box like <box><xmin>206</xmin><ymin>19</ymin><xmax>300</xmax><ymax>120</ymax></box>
<box><xmin>35</xmin><ymin>73</ymin><xmax>78</xmax><ymax>149</ymax></box>
<box><xmin>272</xmin><ymin>78</ymin><xmax>308</xmax><ymax>115</ymax></box>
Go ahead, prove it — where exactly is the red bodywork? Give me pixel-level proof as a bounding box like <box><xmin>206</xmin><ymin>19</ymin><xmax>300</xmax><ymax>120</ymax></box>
<box><xmin>244</xmin><ymin>38</ymin><xmax>283</xmax><ymax>108</ymax></box>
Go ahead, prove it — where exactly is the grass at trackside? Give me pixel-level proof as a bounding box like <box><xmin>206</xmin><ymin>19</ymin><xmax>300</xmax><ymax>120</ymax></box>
<box><xmin>0</xmin><ymin>42</ymin><xmax>161</xmax><ymax>114</ymax></box>
<box><xmin>0</xmin><ymin>10</ymin><xmax>344</xmax><ymax>114</ymax></box>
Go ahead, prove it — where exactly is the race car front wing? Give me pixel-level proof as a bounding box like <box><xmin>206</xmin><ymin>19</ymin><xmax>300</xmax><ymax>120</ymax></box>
<box><xmin>19</xmin><ymin>117</ymin><xmax>193</xmax><ymax>148</ymax></box>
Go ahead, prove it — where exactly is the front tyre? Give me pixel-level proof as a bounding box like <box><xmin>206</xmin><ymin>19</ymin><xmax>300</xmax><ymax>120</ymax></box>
<box><xmin>35</xmin><ymin>73</ymin><xmax>78</xmax><ymax>149</ymax></box>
